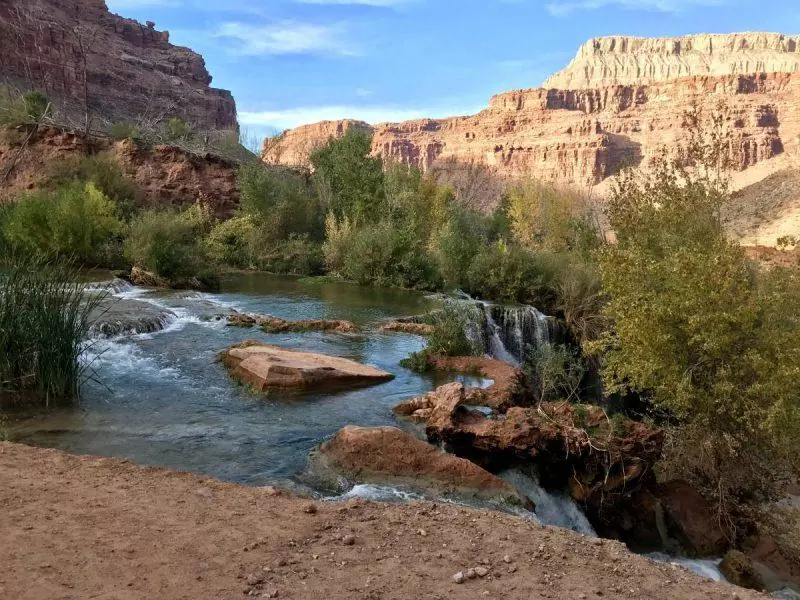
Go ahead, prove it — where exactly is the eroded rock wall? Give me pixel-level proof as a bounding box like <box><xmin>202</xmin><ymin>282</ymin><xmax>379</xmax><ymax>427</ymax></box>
<box><xmin>0</xmin><ymin>0</ymin><xmax>238</xmax><ymax>132</ymax></box>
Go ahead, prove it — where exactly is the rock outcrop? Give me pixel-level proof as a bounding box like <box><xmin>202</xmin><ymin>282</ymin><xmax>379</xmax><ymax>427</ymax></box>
<box><xmin>396</xmin><ymin>382</ymin><xmax>664</xmax><ymax>509</ymax></box>
<box><xmin>0</xmin><ymin>127</ymin><xmax>239</xmax><ymax>215</ymax></box>
<box><xmin>544</xmin><ymin>33</ymin><xmax>800</xmax><ymax>89</ymax></box>
<box><xmin>263</xmin><ymin>33</ymin><xmax>800</xmax><ymax>197</ymax></box>
<box><xmin>0</xmin><ymin>0</ymin><xmax>237</xmax><ymax>132</ymax></box>
<box><xmin>220</xmin><ymin>341</ymin><xmax>394</xmax><ymax>391</ymax></box>
<box><xmin>307</xmin><ymin>425</ymin><xmax>531</xmax><ymax>507</ymax></box>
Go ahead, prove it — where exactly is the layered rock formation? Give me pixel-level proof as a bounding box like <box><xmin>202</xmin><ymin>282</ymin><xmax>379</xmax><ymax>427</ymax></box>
<box><xmin>263</xmin><ymin>33</ymin><xmax>800</xmax><ymax>194</ymax></box>
<box><xmin>544</xmin><ymin>33</ymin><xmax>800</xmax><ymax>89</ymax></box>
<box><xmin>0</xmin><ymin>0</ymin><xmax>237</xmax><ymax>131</ymax></box>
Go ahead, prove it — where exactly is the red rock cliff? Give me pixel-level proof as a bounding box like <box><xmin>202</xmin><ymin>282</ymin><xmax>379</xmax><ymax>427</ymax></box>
<box><xmin>262</xmin><ymin>33</ymin><xmax>800</xmax><ymax>191</ymax></box>
<box><xmin>0</xmin><ymin>0</ymin><xmax>238</xmax><ymax>132</ymax></box>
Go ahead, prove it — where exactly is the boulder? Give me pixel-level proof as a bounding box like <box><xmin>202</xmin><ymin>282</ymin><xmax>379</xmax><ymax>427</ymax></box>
<box><xmin>656</xmin><ymin>480</ymin><xmax>729</xmax><ymax>556</ymax></box>
<box><xmin>308</xmin><ymin>425</ymin><xmax>532</xmax><ymax>508</ymax></box>
<box><xmin>720</xmin><ymin>550</ymin><xmax>766</xmax><ymax>591</ymax></box>
<box><xmin>396</xmin><ymin>382</ymin><xmax>664</xmax><ymax>507</ymax></box>
<box><xmin>220</xmin><ymin>341</ymin><xmax>394</xmax><ymax>391</ymax></box>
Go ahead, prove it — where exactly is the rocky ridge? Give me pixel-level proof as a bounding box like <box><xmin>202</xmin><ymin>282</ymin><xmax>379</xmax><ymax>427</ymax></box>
<box><xmin>0</xmin><ymin>0</ymin><xmax>237</xmax><ymax>132</ymax></box>
<box><xmin>262</xmin><ymin>32</ymin><xmax>800</xmax><ymax>200</ymax></box>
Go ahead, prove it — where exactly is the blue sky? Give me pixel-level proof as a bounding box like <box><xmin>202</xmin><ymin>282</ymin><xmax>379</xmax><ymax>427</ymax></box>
<box><xmin>106</xmin><ymin>0</ymin><xmax>799</xmax><ymax>138</ymax></box>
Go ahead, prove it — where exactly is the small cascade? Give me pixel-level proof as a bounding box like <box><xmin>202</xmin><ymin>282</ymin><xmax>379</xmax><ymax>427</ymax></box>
<box><xmin>470</xmin><ymin>302</ymin><xmax>554</xmax><ymax>365</ymax></box>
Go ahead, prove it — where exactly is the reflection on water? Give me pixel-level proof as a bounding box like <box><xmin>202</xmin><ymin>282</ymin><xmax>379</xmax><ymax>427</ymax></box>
<box><xmin>10</xmin><ymin>273</ymin><xmax>440</xmax><ymax>485</ymax></box>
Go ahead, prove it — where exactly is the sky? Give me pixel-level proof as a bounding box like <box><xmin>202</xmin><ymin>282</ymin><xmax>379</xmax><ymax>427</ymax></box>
<box><xmin>106</xmin><ymin>0</ymin><xmax>800</xmax><ymax>139</ymax></box>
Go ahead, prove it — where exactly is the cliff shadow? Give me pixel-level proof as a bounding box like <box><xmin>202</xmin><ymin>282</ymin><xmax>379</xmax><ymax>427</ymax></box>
<box><xmin>604</xmin><ymin>133</ymin><xmax>643</xmax><ymax>177</ymax></box>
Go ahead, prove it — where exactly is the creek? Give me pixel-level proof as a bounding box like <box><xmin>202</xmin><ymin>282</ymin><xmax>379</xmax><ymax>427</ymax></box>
<box><xmin>5</xmin><ymin>272</ymin><xmax>725</xmax><ymax>582</ymax></box>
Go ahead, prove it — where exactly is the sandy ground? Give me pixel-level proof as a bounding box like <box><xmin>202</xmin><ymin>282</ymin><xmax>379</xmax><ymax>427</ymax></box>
<box><xmin>0</xmin><ymin>442</ymin><xmax>765</xmax><ymax>600</ymax></box>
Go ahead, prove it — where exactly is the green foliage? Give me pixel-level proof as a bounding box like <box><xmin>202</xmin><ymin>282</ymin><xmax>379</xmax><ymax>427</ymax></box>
<box><xmin>0</xmin><ymin>87</ymin><xmax>50</xmax><ymax>126</ymax></box>
<box><xmin>0</xmin><ymin>255</ymin><xmax>101</xmax><ymax>408</ymax></box>
<box><xmin>237</xmin><ymin>162</ymin><xmax>323</xmax><ymax>242</ymax></box>
<box><xmin>255</xmin><ymin>234</ymin><xmax>325</xmax><ymax>276</ymax></box>
<box><xmin>124</xmin><ymin>205</ymin><xmax>211</xmax><ymax>279</ymax></box>
<box><xmin>109</xmin><ymin>122</ymin><xmax>137</xmax><ymax>141</ymax></box>
<box><xmin>337</xmin><ymin>220</ymin><xmax>441</xmax><ymax>290</ymax></box>
<box><xmin>432</xmin><ymin>206</ymin><xmax>493</xmax><ymax>288</ymax></box>
<box><xmin>2</xmin><ymin>182</ymin><xmax>125</xmax><ymax>265</ymax></box>
<box><xmin>204</xmin><ymin>215</ymin><xmax>257</xmax><ymax>269</ymax></box>
<box><xmin>524</xmin><ymin>344</ymin><xmax>585</xmax><ymax>404</ymax></box>
<box><xmin>22</xmin><ymin>92</ymin><xmax>50</xmax><ymax>123</ymax></box>
<box><xmin>166</xmin><ymin>117</ymin><xmax>191</xmax><ymax>141</ymax></box>
<box><xmin>47</xmin><ymin>153</ymin><xmax>138</xmax><ymax>218</ymax></box>
<box><xmin>403</xmin><ymin>301</ymin><xmax>483</xmax><ymax>372</ymax></box>
<box><xmin>592</xmin><ymin>161</ymin><xmax>800</xmax><ymax>508</ymax></box>
<box><xmin>310</xmin><ymin>128</ymin><xmax>384</xmax><ymax>223</ymax></box>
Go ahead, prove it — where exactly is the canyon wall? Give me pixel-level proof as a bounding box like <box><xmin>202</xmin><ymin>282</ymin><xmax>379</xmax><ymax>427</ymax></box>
<box><xmin>262</xmin><ymin>33</ymin><xmax>800</xmax><ymax>192</ymax></box>
<box><xmin>0</xmin><ymin>0</ymin><xmax>238</xmax><ymax>132</ymax></box>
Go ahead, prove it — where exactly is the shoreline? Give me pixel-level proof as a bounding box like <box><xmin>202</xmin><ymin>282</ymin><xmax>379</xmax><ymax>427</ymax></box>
<box><xmin>0</xmin><ymin>441</ymin><xmax>765</xmax><ymax>600</ymax></box>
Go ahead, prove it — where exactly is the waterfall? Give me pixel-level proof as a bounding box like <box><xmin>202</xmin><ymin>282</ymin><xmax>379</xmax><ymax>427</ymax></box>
<box><xmin>476</xmin><ymin>302</ymin><xmax>553</xmax><ymax>365</ymax></box>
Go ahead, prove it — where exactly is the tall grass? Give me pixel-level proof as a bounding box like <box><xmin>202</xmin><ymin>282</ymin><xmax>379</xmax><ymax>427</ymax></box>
<box><xmin>0</xmin><ymin>255</ymin><xmax>100</xmax><ymax>408</ymax></box>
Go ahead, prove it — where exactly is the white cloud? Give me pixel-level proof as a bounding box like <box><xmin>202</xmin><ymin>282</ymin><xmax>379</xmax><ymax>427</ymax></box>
<box><xmin>215</xmin><ymin>21</ymin><xmax>359</xmax><ymax>56</ymax></box>
<box><xmin>545</xmin><ymin>0</ymin><xmax>723</xmax><ymax>14</ymax></box>
<box><xmin>239</xmin><ymin>103</ymin><xmax>479</xmax><ymax>130</ymax></box>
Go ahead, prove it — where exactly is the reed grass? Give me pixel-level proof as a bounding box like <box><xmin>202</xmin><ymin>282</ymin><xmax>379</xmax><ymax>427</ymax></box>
<box><xmin>0</xmin><ymin>254</ymin><xmax>100</xmax><ymax>408</ymax></box>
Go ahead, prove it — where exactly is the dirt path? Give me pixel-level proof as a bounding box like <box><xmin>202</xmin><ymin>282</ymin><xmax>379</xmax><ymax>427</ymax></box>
<box><xmin>0</xmin><ymin>442</ymin><xmax>764</xmax><ymax>600</ymax></box>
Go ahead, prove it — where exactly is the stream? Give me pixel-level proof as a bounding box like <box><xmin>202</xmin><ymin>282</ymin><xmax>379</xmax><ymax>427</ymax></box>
<box><xmin>5</xmin><ymin>272</ymin><xmax>728</xmax><ymax>583</ymax></box>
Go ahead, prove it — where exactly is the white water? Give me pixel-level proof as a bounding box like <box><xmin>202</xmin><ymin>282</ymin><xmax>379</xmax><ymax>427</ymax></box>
<box><xmin>647</xmin><ymin>552</ymin><xmax>724</xmax><ymax>581</ymax></box>
<box><xmin>472</xmin><ymin>302</ymin><xmax>553</xmax><ymax>365</ymax></box>
<box><xmin>482</xmin><ymin>304</ymin><xmax>521</xmax><ymax>365</ymax></box>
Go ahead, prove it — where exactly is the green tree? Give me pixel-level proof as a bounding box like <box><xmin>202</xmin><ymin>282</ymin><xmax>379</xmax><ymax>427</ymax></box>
<box><xmin>310</xmin><ymin>128</ymin><xmax>384</xmax><ymax>223</ymax></box>
<box><xmin>592</xmin><ymin>163</ymin><xmax>800</xmax><ymax>515</ymax></box>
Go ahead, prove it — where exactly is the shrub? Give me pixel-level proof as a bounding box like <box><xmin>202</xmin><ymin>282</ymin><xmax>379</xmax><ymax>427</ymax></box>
<box><xmin>402</xmin><ymin>301</ymin><xmax>483</xmax><ymax>372</ymax></box>
<box><xmin>2</xmin><ymin>182</ymin><xmax>125</xmax><ymax>265</ymax></box>
<box><xmin>47</xmin><ymin>153</ymin><xmax>138</xmax><ymax>218</ymax></box>
<box><xmin>339</xmin><ymin>220</ymin><xmax>441</xmax><ymax>290</ymax></box>
<box><xmin>22</xmin><ymin>92</ymin><xmax>50</xmax><ymax>123</ymax></box>
<box><xmin>237</xmin><ymin>162</ymin><xmax>323</xmax><ymax>242</ymax></box>
<box><xmin>255</xmin><ymin>234</ymin><xmax>325</xmax><ymax>276</ymax></box>
<box><xmin>109</xmin><ymin>122</ymin><xmax>137</xmax><ymax>141</ymax></box>
<box><xmin>433</xmin><ymin>206</ymin><xmax>491</xmax><ymax>288</ymax></box>
<box><xmin>0</xmin><ymin>255</ymin><xmax>101</xmax><ymax>408</ymax></box>
<box><xmin>166</xmin><ymin>117</ymin><xmax>191</xmax><ymax>141</ymax></box>
<box><xmin>524</xmin><ymin>344</ymin><xmax>585</xmax><ymax>405</ymax></box>
<box><xmin>124</xmin><ymin>205</ymin><xmax>210</xmax><ymax>279</ymax></box>
<box><xmin>204</xmin><ymin>215</ymin><xmax>257</xmax><ymax>268</ymax></box>
<box><xmin>0</xmin><ymin>87</ymin><xmax>50</xmax><ymax>126</ymax></box>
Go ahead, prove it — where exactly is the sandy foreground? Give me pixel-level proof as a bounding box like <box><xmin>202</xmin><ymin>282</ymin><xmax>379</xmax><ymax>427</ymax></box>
<box><xmin>0</xmin><ymin>442</ymin><xmax>763</xmax><ymax>600</ymax></box>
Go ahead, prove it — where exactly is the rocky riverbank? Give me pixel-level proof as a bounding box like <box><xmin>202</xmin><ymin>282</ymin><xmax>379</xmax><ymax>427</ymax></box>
<box><xmin>0</xmin><ymin>442</ymin><xmax>767</xmax><ymax>600</ymax></box>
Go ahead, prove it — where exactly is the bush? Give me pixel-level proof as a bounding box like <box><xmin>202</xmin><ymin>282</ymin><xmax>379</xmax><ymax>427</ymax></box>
<box><xmin>524</xmin><ymin>344</ymin><xmax>585</xmax><ymax>405</ymax></box>
<box><xmin>0</xmin><ymin>255</ymin><xmax>100</xmax><ymax>408</ymax></box>
<box><xmin>433</xmin><ymin>206</ymin><xmax>491</xmax><ymax>288</ymax></box>
<box><xmin>204</xmin><ymin>215</ymin><xmax>257</xmax><ymax>268</ymax></box>
<box><xmin>47</xmin><ymin>153</ymin><xmax>138</xmax><ymax>219</ymax></box>
<box><xmin>255</xmin><ymin>234</ymin><xmax>325</xmax><ymax>276</ymax></box>
<box><xmin>166</xmin><ymin>117</ymin><xmax>191</xmax><ymax>141</ymax></box>
<box><xmin>402</xmin><ymin>301</ymin><xmax>483</xmax><ymax>372</ymax></box>
<box><xmin>124</xmin><ymin>205</ymin><xmax>211</xmax><ymax>279</ymax></box>
<box><xmin>0</xmin><ymin>87</ymin><xmax>50</xmax><ymax>126</ymax></box>
<box><xmin>109</xmin><ymin>122</ymin><xmax>137</xmax><ymax>141</ymax></box>
<box><xmin>2</xmin><ymin>182</ymin><xmax>125</xmax><ymax>266</ymax></box>
<box><xmin>339</xmin><ymin>220</ymin><xmax>441</xmax><ymax>290</ymax></box>
<box><xmin>237</xmin><ymin>162</ymin><xmax>323</xmax><ymax>243</ymax></box>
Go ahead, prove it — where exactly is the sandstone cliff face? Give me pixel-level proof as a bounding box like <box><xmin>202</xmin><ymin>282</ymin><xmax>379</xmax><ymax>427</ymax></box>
<box><xmin>544</xmin><ymin>32</ymin><xmax>800</xmax><ymax>89</ymax></box>
<box><xmin>263</xmin><ymin>70</ymin><xmax>800</xmax><ymax>189</ymax></box>
<box><xmin>0</xmin><ymin>0</ymin><xmax>237</xmax><ymax>132</ymax></box>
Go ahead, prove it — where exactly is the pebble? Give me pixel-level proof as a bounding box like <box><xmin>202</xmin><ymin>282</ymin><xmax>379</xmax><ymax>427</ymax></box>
<box><xmin>474</xmin><ymin>567</ymin><xmax>489</xmax><ymax>578</ymax></box>
<box><xmin>263</xmin><ymin>590</ymin><xmax>279</xmax><ymax>599</ymax></box>
<box><xmin>246</xmin><ymin>574</ymin><xmax>265</xmax><ymax>586</ymax></box>
<box><xmin>507</xmin><ymin>566</ymin><xmax>517</xmax><ymax>574</ymax></box>
<box><xmin>453</xmin><ymin>572</ymin><xmax>465</xmax><ymax>584</ymax></box>
<box><xmin>466</xmin><ymin>568</ymin><xmax>477</xmax><ymax>580</ymax></box>
<box><xmin>342</xmin><ymin>535</ymin><xmax>356</xmax><ymax>546</ymax></box>
<box><xmin>303</xmin><ymin>504</ymin><xmax>318</xmax><ymax>514</ymax></box>
<box><xmin>503</xmin><ymin>555</ymin><xmax>512</xmax><ymax>564</ymax></box>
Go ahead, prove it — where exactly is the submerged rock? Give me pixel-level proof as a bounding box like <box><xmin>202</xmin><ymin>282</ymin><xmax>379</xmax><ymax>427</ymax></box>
<box><xmin>130</xmin><ymin>266</ymin><xmax>218</xmax><ymax>292</ymax></box>
<box><xmin>88</xmin><ymin>297</ymin><xmax>175</xmax><ymax>338</ymax></box>
<box><xmin>307</xmin><ymin>425</ymin><xmax>532</xmax><ymax>508</ymax></box>
<box><xmin>220</xmin><ymin>341</ymin><xmax>394</xmax><ymax>391</ymax></box>
<box><xmin>227</xmin><ymin>312</ymin><xmax>360</xmax><ymax>334</ymax></box>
